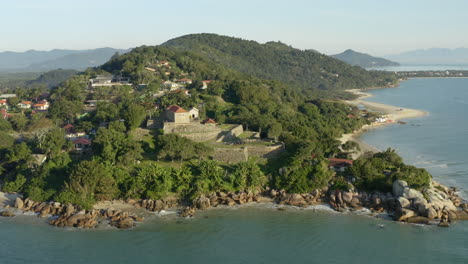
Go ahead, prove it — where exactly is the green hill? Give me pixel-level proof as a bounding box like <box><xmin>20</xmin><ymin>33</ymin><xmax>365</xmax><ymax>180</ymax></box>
<box><xmin>332</xmin><ymin>49</ymin><xmax>400</xmax><ymax>68</ymax></box>
<box><xmin>161</xmin><ymin>33</ymin><xmax>397</xmax><ymax>97</ymax></box>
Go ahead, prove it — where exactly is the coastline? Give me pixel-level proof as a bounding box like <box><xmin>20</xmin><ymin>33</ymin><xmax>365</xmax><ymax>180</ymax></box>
<box><xmin>339</xmin><ymin>88</ymin><xmax>428</xmax><ymax>158</ymax></box>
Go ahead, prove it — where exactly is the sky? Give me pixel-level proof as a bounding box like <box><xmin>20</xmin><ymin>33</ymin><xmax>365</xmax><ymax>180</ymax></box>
<box><xmin>1</xmin><ymin>0</ymin><xmax>467</xmax><ymax>56</ymax></box>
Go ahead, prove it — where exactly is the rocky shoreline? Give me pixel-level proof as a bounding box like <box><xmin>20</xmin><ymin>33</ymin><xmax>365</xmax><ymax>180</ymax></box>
<box><xmin>1</xmin><ymin>179</ymin><xmax>467</xmax><ymax>229</ymax></box>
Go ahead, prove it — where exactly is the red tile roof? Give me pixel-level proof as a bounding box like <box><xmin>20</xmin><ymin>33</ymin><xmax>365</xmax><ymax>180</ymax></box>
<box><xmin>0</xmin><ymin>100</ymin><xmax>7</xmax><ymax>104</ymax></box>
<box><xmin>328</xmin><ymin>158</ymin><xmax>353</xmax><ymax>167</ymax></box>
<box><xmin>20</xmin><ymin>101</ymin><xmax>32</xmax><ymax>105</ymax></box>
<box><xmin>166</xmin><ymin>105</ymin><xmax>188</xmax><ymax>113</ymax></box>
<box><xmin>202</xmin><ymin>118</ymin><xmax>216</xmax><ymax>124</ymax></box>
<box><xmin>1</xmin><ymin>109</ymin><xmax>8</xmax><ymax>119</ymax></box>
<box><xmin>202</xmin><ymin>80</ymin><xmax>212</xmax><ymax>83</ymax></box>
<box><xmin>73</xmin><ymin>138</ymin><xmax>91</xmax><ymax>145</ymax></box>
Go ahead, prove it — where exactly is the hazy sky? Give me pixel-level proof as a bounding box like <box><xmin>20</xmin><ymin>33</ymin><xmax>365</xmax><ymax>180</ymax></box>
<box><xmin>1</xmin><ymin>0</ymin><xmax>467</xmax><ymax>56</ymax></box>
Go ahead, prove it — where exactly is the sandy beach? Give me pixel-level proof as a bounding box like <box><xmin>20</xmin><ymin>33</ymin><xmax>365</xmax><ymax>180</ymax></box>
<box><xmin>340</xmin><ymin>89</ymin><xmax>428</xmax><ymax>158</ymax></box>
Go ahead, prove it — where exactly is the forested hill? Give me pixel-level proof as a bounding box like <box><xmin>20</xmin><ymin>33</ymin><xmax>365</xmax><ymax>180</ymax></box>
<box><xmin>162</xmin><ymin>33</ymin><xmax>397</xmax><ymax>97</ymax></box>
<box><xmin>332</xmin><ymin>49</ymin><xmax>400</xmax><ymax>68</ymax></box>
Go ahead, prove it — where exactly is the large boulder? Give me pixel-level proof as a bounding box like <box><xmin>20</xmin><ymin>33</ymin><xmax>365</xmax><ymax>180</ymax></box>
<box><xmin>396</xmin><ymin>208</ymin><xmax>415</xmax><ymax>221</ymax></box>
<box><xmin>403</xmin><ymin>188</ymin><xmax>424</xmax><ymax>200</ymax></box>
<box><xmin>65</xmin><ymin>212</ymin><xmax>87</xmax><ymax>227</ymax></box>
<box><xmin>424</xmin><ymin>189</ymin><xmax>457</xmax><ymax>211</ymax></box>
<box><xmin>393</xmin><ymin>180</ymin><xmax>408</xmax><ymax>197</ymax></box>
<box><xmin>65</xmin><ymin>205</ymin><xmax>75</xmax><ymax>215</ymax></box>
<box><xmin>413</xmin><ymin>197</ymin><xmax>428</xmax><ymax>215</ymax></box>
<box><xmin>396</xmin><ymin>197</ymin><xmax>411</xmax><ymax>209</ymax></box>
<box><xmin>14</xmin><ymin>198</ymin><xmax>24</xmax><ymax>209</ymax></box>
<box><xmin>0</xmin><ymin>210</ymin><xmax>15</xmax><ymax>217</ymax></box>
<box><xmin>427</xmin><ymin>207</ymin><xmax>437</xmax><ymax>219</ymax></box>
<box><xmin>193</xmin><ymin>196</ymin><xmax>211</xmax><ymax>210</ymax></box>
<box><xmin>287</xmin><ymin>194</ymin><xmax>307</xmax><ymax>207</ymax></box>
<box><xmin>113</xmin><ymin>217</ymin><xmax>134</xmax><ymax>229</ymax></box>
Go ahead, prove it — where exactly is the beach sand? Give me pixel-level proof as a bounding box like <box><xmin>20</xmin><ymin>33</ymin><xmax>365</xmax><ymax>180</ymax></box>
<box><xmin>340</xmin><ymin>89</ymin><xmax>428</xmax><ymax>159</ymax></box>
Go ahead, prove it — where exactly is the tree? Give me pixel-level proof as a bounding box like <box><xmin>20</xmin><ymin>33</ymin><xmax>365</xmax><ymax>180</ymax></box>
<box><xmin>123</xmin><ymin>104</ymin><xmax>146</xmax><ymax>131</ymax></box>
<box><xmin>57</xmin><ymin>160</ymin><xmax>117</xmax><ymax>209</ymax></box>
<box><xmin>8</xmin><ymin>97</ymin><xmax>20</xmax><ymax>106</ymax></box>
<box><xmin>232</xmin><ymin>159</ymin><xmax>266</xmax><ymax>193</ymax></box>
<box><xmin>41</xmin><ymin>127</ymin><xmax>67</xmax><ymax>158</ymax></box>
<box><xmin>0</xmin><ymin>119</ymin><xmax>12</xmax><ymax>131</ymax></box>
<box><xmin>10</xmin><ymin>114</ymin><xmax>28</xmax><ymax>132</ymax></box>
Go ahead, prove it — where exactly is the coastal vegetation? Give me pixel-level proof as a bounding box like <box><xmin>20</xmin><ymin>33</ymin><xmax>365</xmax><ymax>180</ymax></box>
<box><xmin>0</xmin><ymin>34</ymin><xmax>440</xmax><ymax>220</ymax></box>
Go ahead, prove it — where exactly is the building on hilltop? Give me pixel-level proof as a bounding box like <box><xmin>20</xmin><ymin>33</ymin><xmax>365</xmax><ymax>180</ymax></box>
<box><xmin>0</xmin><ymin>100</ymin><xmax>7</xmax><ymax>108</ymax></box>
<box><xmin>202</xmin><ymin>80</ymin><xmax>212</xmax><ymax>90</ymax></box>
<box><xmin>0</xmin><ymin>94</ymin><xmax>17</xmax><ymax>99</ymax></box>
<box><xmin>73</xmin><ymin>137</ymin><xmax>91</xmax><ymax>152</ymax></box>
<box><xmin>89</xmin><ymin>75</ymin><xmax>131</xmax><ymax>88</ymax></box>
<box><xmin>33</xmin><ymin>100</ymin><xmax>49</xmax><ymax>110</ymax></box>
<box><xmin>18</xmin><ymin>101</ymin><xmax>32</xmax><ymax>109</ymax></box>
<box><xmin>328</xmin><ymin>158</ymin><xmax>353</xmax><ymax>172</ymax></box>
<box><xmin>165</xmin><ymin>105</ymin><xmax>190</xmax><ymax>123</ymax></box>
<box><xmin>62</xmin><ymin>124</ymin><xmax>86</xmax><ymax>139</ymax></box>
<box><xmin>188</xmin><ymin>107</ymin><xmax>199</xmax><ymax>120</ymax></box>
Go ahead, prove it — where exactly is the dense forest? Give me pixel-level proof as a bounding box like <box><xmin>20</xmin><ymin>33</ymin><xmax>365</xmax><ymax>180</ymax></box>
<box><xmin>0</xmin><ymin>34</ymin><xmax>431</xmax><ymax>210</ymax></box>
<box><xmin>162</xmin><ymin>33</ymin><xmax>398</xmax><ymax>98</ymax></box>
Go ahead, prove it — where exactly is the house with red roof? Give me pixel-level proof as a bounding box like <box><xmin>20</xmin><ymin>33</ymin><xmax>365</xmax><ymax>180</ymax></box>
<box><xmin>62</xmin><ymin>124</ymin><xmax>85</xmax><ymax>138</ymax></box>
<box><xmin>177</xmin><ymin>78</ymin><xmax>192</xmax><ymax>85</ymax></box>
<box><xmin>72</xmin><ymin>137</ymin><xmax>91</xmax><ymax>152</ymax></box>
<box><xmin>202</xmin><ymin>118</ymin><xmax>216</xmax><ymax>126</ymax></box>
<box><xmin>0</xmin><ymin>100</ymin><xmax>7</xmax><ymax>107</ymax></box>
<box><xmin>18</xmin><ymin>101</ymin><xmax>32</xmax><ymax>109</ymax></box>
<box><xmin>1</xmin><ymin>109</ymin><xmax>8</xmax><ymax>119</ymax></box>
<box><xmin>34</xmin><ymin>100</ymin><xmax>49</xmax><ymax>110</ymax></box>
<box><xmin>328</xmin><ymin>158</ymin><xmax>354</xmax><ymax>172</ymax></box>
<box><xmin>165</xmin><ymin>105</ymin><xmax>190</xmax><ymax>123</ymax></box>
<box><xmin>202</xmin><ymin>80</ymin><xmax>212</xmax><ymax>89</ymax></box>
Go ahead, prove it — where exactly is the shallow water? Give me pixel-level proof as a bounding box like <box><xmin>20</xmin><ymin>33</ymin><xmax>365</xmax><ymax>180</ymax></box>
<box><xmin>1</xmin><ymin>78</ymin><xmax>468</xmax><ymax>264</ymax></box>
<box><xmin>1</xmin><ymin>206</ymin><xmax>467</xmax><ymax>264</ymax></box>
<box><xmin>361</xmin><ymin>78</ymin><xmax>468</xmax><ymax>198</ymax></box>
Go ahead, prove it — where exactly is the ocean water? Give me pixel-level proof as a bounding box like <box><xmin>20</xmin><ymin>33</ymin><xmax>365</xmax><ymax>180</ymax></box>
<box><xmin>367</xmin><ymin>65</ymin><xmax>468</xmax><ymax>71</ymax></box>
<box><xmin>1</xmin><ymin>78</ymin><xmax>468</xmax><ymax>264</ymax></box>
<box><xmin>361</xmin><ymin>78</ymin><xmax>468</xmax><ymax>198</ymax></box>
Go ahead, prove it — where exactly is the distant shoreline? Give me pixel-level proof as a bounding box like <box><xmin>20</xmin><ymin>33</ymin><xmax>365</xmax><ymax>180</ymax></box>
<box><xmin>340</xmin><ymin>86</ymin><xmax>428</xmax><ymax>158</ymax></box>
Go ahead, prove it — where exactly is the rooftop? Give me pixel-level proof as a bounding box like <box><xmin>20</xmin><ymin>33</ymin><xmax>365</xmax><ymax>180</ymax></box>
<box><xmin>167</xmin><ymin>105</ymin><xmax>188</xmax><ymax>113</ymax></box>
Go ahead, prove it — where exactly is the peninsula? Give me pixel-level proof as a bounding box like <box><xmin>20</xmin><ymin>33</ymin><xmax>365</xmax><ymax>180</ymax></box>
<box><xmin>0</xmin><ymin>34</ymin><xmax>466</xmax><ymax>229</ymax></box>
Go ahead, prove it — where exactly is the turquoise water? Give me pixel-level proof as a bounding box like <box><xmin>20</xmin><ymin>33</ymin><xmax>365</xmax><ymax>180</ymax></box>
<box><xmin>361</xmin><ymin>78</ymin><xmax>468</xmax><ymax>198</ymax></box>
<box><xmin>1</xmin><ymin>78</ymin><xmax>468</xmax><ymax>264</ymax></box>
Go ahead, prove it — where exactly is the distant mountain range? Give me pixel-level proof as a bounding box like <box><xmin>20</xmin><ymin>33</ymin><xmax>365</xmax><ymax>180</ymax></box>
<box><xmin>0</xmin><ymin>48</ymin><xmax>130</xmax><ymax>72</ymax></box>
<box><xmin>332</xmin><ymin>49</ymin><xmax>400</xmax><ymax>68</ymax></box>
<box><xmin>385</xmin><ymin>48</ymin><xmax>468</xmax><ymax>65</ymax></box>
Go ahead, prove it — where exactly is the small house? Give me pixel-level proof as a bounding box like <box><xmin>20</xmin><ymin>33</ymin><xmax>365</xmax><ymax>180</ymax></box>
<box><xmin>0</xmin><ymin>94</ymin><xmax>17</xmax><ymax>99</ymax></box>
<box><xmin>73</xmin><ymin>137</ymin><xmax>91</xmax><ymax>152</ymax></box>
<box><xmin>177</xmin><ymin>78</ymin><xmax>192</xmax><ymax>85</ymax></box>
<box><xmin>202</xmin><ymin>118</ymin><xmax>216</xmax><ymax>126</ymax></box>
<box><xmin>63</xmin><ymin>124</ymin><xmax>85</xmax><ymax>138</ymax></box>
<box><xmin>202</xmin><ymin>80</ymin><xmax>212</xmax><ymax>89</ymax></box>
<box><xmin>188</xmin><ymin>107</ymin><xmax>199</xmax><ymax>119</ymax></box>
<box><xmin>0</xmin><ymin>100</ymin><xmax>7</xmax><ymax>108</ymax></box>
<box><xmin>34</xmin><ymin>100</ymin><xmax>49</xmax><ymax>110</ymax></box>
<box><xmin>328</xmin><ymin>158</ymin><xmax>353</xmax><ymax>172</ymax></box>
<box><xmin>165</xmin><ymin>105</ymin><xmax>190</xmax><ymax>123</ymax></box>
<box><xmin>18</xmin><ymin>101</ymin><xmax>32</xmax><ymax>109</ymax></box>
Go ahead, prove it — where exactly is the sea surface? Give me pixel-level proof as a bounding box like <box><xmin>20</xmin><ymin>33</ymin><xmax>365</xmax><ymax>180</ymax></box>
<box><xmin>1</xmin><ymin>78</ymin><xmax>468</xmax><ymax>264</ymax></box>
<box><xmin>367</xmin><ymin>64</ymin><xmax>468</xmax><ymax>71</ymax></box>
